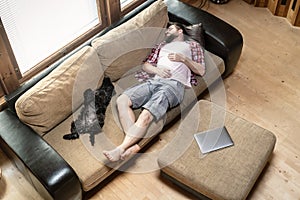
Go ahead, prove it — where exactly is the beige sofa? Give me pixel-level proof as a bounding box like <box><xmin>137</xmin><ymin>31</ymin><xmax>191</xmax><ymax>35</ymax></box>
<box><xmin>0</xmin><ymin>0</ymin><xmax>244</xmax><ymax>199</ymax></box>
<box><xmin>15</xmin><ymin>0</ymin><xmax>225</xmax><ymax>193</ymax></box>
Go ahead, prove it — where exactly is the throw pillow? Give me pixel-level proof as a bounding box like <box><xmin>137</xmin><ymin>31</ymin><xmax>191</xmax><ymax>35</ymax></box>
<box><xmin>184</xmin><ymin>23</ymin><xmax>205</xmax><ymax>48</ymax></box>
<box><xmin>91</xmin><ymin>0</ymin><xmax>168</xmax><ymax>81</ymax></box>
<box><xmin>168</xmin><ymin>22</ymin><xmax>205</xmax><ymax>47</ymax></box>
<box><xmin>15</xmin><ymin>46</ymin><xmax>104</xmax><ymax>135</ymax></box>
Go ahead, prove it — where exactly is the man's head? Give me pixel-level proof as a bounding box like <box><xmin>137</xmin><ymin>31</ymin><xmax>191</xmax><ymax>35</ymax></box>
<box><xmin>165</xmin><ymin>22</ymin><xmax>187</xmax><ymax>43</ymax></box>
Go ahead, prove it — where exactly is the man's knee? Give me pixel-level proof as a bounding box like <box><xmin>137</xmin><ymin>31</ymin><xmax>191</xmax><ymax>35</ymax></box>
<box><xmin>117</xmin><ymin>94</ymin><xmax>131</xmax><ymax>108</ymax></box>
<box><xmin>137</xmin><ymin>109</ymin><xmax>153</xmax><ymax>127</ymax></box>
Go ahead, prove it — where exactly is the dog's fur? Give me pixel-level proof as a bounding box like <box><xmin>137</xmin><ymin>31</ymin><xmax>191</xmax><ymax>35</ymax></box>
<box><xmin>63</xmin><ymin>77</ymin><xmax>115</xmax><ymax>145</ymax></box>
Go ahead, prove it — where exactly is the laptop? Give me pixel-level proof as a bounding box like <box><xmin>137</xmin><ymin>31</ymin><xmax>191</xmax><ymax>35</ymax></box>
<box><xmin>194</xmin><ymin>126</ymin><xmax>234</xmax><ymax>154</ymax></box>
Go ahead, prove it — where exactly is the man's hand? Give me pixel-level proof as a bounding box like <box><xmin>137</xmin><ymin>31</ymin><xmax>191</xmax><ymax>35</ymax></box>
<box><xmin>155</xmin><ymin>68</ymin><xmax>172</xmax><ymax>78</ymax></box>
<box><xmin>142</xmin><ymin>62</ymin><xmax>172</xmax><ymax>78</ymax></box>
<box><xmin>168</xmin><ymin>53</ymin><xmax>205</xmax><ymax>76</ymax></box>
<box><xmin>167</xmin><ymin>53</ymin><xmax>186</xmax><ymax>62</ymax></box>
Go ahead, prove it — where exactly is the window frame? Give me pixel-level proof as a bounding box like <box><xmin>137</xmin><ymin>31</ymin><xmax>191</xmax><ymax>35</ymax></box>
<box><xmin>0</xmin><ymin>0</ymin><xmax>145</xmax><ymax>106</ymax></box>
<box><xmin>20</xmin><ymin>0</ymin><xmax>109</xmax><ymax>83</ymax></box>
<box><xmin>121</xmin><ymin>0</ymin><xmax>147</xmax><ymax>15</ymax></box>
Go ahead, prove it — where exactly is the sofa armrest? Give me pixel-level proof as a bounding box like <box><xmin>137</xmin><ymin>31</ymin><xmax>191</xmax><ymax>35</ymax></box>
<box><xmin>165</xmin><ymin>0</ymin><xmax>243</xmax><ymax>77</ymax></box>
<box><xmin>0</xmin><ymin>109</ymin><xmax>82</xmax><ymax>200</ymax></box>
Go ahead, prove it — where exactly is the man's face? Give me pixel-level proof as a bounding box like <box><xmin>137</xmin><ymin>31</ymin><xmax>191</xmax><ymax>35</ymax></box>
<box><xmin>165</xmin><ymin>25</ymin><xmax>181</xmax><ymax>43</ymax></box>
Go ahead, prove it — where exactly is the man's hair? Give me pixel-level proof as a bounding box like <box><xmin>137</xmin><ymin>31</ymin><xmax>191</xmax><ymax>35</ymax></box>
<box><xmin>167</xmin><ymin>22</ymin><xmax>188</xmax><ymax>35</ymax></box>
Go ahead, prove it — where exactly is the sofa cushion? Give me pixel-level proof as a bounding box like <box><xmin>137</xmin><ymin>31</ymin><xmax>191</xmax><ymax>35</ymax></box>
<box><xmin>185</xmin><ymin>23</ymin><xmax>205</xmax><ymax>47</ymax></box>
<box><xmin>44</xmin><ymin>99</ymin><xmax>165</xmax><ymax>191</ymax></box>
<box><xmin>91</xmin><ymin>0</ymin><xmax>169</xmax><ymax>81</ymax></box>
<box><xmin>43</xmin><ymin>113</ymin><xmax>114</xmax><ymax>191</ymax></box>
<box><xmin>15</xmin><ymin>46</ymin><xmax>104</xmax><ymax>135</ymax></box>
<box><xmin>158</xmin><ymin>100</ymin><xmax>276</xmax><ymax>200</ymax></box>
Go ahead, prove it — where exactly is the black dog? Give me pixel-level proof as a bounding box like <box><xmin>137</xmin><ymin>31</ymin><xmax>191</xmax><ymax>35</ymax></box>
<box><xmin>63</xmin><ymin>77</ymin><xmax>115</xmax><ymax>145</ymax></box>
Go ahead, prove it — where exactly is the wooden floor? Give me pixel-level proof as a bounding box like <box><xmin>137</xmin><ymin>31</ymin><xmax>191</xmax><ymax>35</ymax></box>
<box><xmin>0</xmin><ymin>147</ymin><xmax>43</xmax><ymax>199</ymax></box>
<box><xmin>1</xmin><ymin>0</ymin><xmax>300</xmax><ymax>199</ymax></box>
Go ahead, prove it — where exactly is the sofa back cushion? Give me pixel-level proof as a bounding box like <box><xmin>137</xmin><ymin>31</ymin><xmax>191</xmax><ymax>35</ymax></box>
<box><xmin>15</xmin><ymin>46</ymin><xmax>104</xmax><ymax>135</ymax></box>
<box><xmin>91</xmin><ymin>0</ymin><xmax>169</xmax><ymax>81</ymax></box>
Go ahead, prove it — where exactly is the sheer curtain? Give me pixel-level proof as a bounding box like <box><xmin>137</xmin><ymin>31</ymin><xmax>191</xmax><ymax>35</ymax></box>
<box><xmin>0</xmin><ymin>0</ymin><xmax>99</xmax><ymax>74</ymax></box>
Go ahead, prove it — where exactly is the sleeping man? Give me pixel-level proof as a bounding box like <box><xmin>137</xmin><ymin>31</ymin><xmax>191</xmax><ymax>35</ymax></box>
<box><xmin>103</xmin><ymin>22</ymin><xmax>206</xmax><ymax>162</ymax></box>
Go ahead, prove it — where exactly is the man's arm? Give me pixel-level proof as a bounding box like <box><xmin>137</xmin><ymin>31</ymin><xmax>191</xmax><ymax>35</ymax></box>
<box><xmin>142</xmin><ymin>62</ymin><xmax>172</xmax><ymax>78</ymax></box>
<box><xmin>167</xmin><ymin>53</ymin><xmax>206</xmax><ymax>76</ymax></box>
<box><xmin>142</xmin><ymin>41</ymin><xmax>172</xmax><ymax>78</ymax></box>
<box><xmin>182</xmin><ymin>56</ymin><xmax>206</xmax><ymax>76</ymax></box>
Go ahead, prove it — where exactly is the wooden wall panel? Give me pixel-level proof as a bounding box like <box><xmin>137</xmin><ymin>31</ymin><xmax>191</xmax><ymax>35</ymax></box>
<box><xmin>287</xmin><ymin>0</ymin><xmax>300</xmax><ymax>25</ymax></box>
<box><xmin>0</xmin><ymin>19</ymin><xmax>20</xmax><ymax>95</ymax></box>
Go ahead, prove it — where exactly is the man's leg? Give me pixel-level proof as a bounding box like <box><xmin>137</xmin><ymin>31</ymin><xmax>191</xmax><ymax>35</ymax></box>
<box><xmin>116</xmin><ymin>94</ymin><xmax>135</xmax><ymax>133</ymax></box>
<box><xmin>103</xmin><ymin>109</ymin><xmax>153</xmax><ymax>162</ymax></box>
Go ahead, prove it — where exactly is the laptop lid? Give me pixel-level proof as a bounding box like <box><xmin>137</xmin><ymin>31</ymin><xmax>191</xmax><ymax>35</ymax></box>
<box><xmin>194</xmin><ymin>126</ymin><xmax>234</xmax><ymax>154</ymax></box>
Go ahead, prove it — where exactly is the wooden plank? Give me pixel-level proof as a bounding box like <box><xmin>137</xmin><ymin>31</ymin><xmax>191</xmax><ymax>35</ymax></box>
<box><xmin>268</xmin><ymin>0</ymin><xmax>280</xmax><ymax>13</ymax></box>
<box><xmin>287</xmin><ymin>0</ymin><xmax>300</xmax><ymax>25</ymax></box>
<box><xmin>0</xmin><ymin>148</ymin><xmax>43</xmax><ymax>200</ymax></box>
<box><xmin>0</xmin><ymin>19</ymin><xmax>20</xmax><ymax>94</ymax></box>
<box><xmin>275</xmin><ymin>0</ymin><xmax>292</xmax><ymax>16</ymax></box>
<box><xmin>244</xmin><ymin>0</ymin><xmax>255</xmax><ymax>4</ymax></box>
<box><xmin>254</xmin><ymin>0</ymin><xmax>269</xmax><ymax>7</ymax></box>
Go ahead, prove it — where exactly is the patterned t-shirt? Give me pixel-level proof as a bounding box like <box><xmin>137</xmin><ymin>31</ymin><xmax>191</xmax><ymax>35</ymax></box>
<box><xmin>135</xmin><ymin>40</ymin><xmax>205</xmax><ymax>86</ymax></box>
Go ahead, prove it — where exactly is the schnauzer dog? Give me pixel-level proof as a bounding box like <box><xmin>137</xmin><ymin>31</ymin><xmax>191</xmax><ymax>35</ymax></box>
<box><xmin>63</xmin><ymin>77</ymin><xmax>115</xmax><ymax>145</ymax></box>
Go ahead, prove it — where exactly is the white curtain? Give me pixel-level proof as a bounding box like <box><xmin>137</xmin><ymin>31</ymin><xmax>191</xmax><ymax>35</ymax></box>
<box><xmin>0</xmin><ymin>0</ymin><xmax>99</xmax><ymax>74</ymax></box>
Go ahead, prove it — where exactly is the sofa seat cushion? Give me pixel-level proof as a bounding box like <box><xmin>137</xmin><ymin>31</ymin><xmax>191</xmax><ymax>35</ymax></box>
<box><xmin>43</xmin><ymin>113</ymin><xmax>112</xmax><ymax>191</ymax></box>
<box><xmin>15</xmin><ymin>46</ymin><xmax>104</xmax><ymax>135</ymax></box>
<box><xmin>91</xmin><ymin>0</ymin><xmax>169</xmax><ymax>81</ymax></box>
<box><xmin>43</xmin><ymin>101</ymin><xmax>165</xmax><ymax>191</ymax></box>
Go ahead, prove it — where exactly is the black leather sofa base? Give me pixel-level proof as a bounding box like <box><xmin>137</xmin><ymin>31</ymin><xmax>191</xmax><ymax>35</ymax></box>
<box><xmin>0</xmin><ymin>1</ymin><xmax>243</xmax><ymax>199</ymax></box>
<box><xmin>0</xmin><ymin>109</ymin><xmax>82</xmax><ymax>200</ymax></box>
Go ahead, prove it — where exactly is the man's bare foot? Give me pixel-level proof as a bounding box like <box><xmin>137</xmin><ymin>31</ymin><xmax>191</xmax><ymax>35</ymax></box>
<box><xmin>120</xmin><ymin>144</ymin><xmax>141</xmax><ymax>160</ymax></box>
<box><xmin>103</xmin><ymin>147</ymin><xmax>124</xmax><ymax>162</ymax></box>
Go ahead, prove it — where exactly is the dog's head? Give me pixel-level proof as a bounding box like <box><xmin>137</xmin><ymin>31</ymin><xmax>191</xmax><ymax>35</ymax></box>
<box><xmin>83</xmin><ymin>88</ymin><xmax>95</xmax><ymax>104</ymax></box>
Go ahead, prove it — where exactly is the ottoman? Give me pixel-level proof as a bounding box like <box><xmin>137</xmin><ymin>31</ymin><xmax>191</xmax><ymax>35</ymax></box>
<box><xmin>157</xmin><ymin>100</ymin><xmax>276</xmax><ymax>200</ymax></box>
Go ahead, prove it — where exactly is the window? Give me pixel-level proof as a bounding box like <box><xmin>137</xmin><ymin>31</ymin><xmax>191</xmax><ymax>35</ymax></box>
<box><xmin>0</xmin><ymin>0</ymin><xmax>145</xmax><ymax>107</ymax></box>
<box><xmin>121</xmin><ymin>0</ymin><xmax>135</xmax><ymax>8</ymax></box>
<box><xmin>120</xmin><ymin>0</ymin><xmax>146</xmax><ymax>15</ymax></box>
<box><xmin>0</xmin><ymin>0</ymin><xmax>100</xmax><ymax>75</ymax></box>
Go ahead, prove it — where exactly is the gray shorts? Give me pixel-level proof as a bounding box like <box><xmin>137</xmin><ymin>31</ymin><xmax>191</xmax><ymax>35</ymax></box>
<box><xmin>123</xmin><ymin>79</ymin><xmax>185</xmax><ymax>121</ymax></box>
